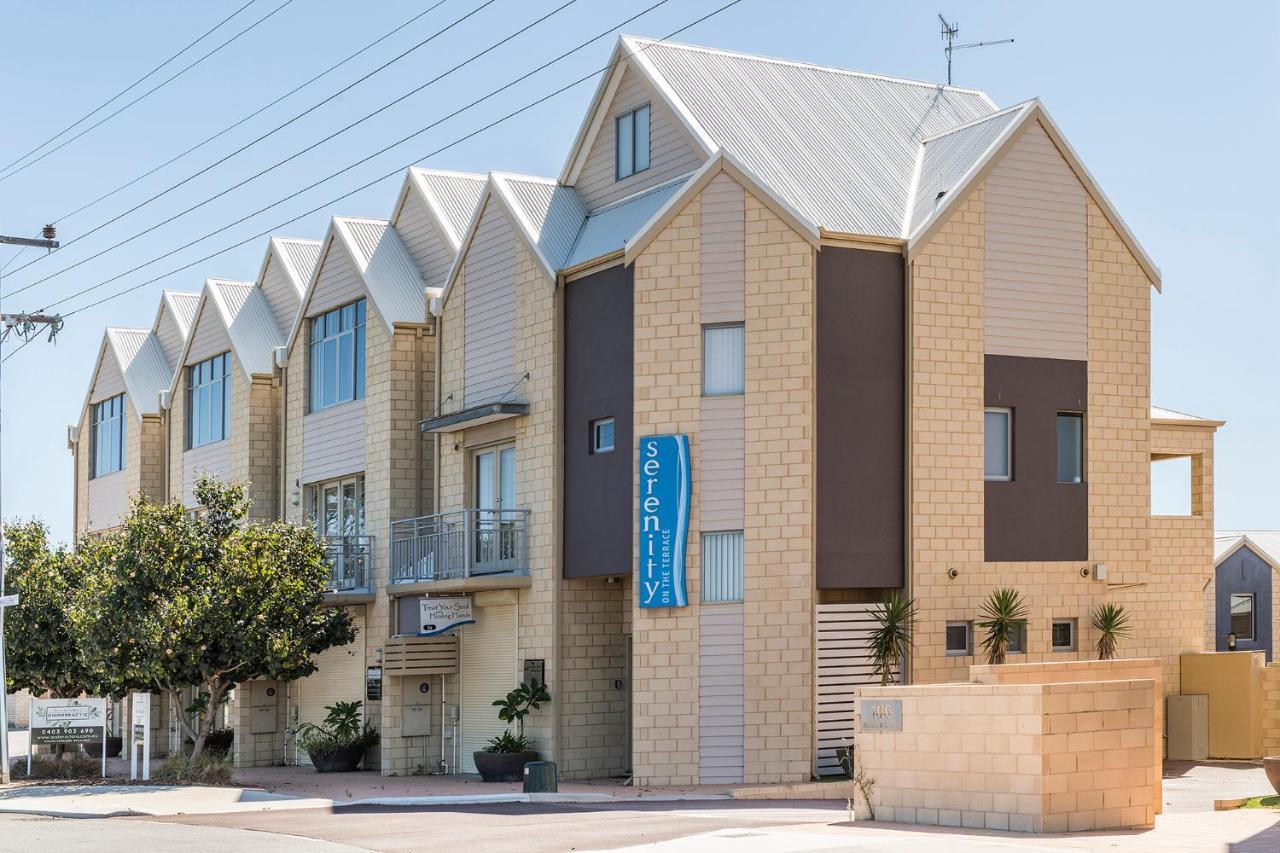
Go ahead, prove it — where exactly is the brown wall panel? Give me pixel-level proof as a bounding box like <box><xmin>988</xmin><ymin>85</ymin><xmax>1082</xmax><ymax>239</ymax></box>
<box><xmin>815</xmin><ymin>247</ymin><xmax>905</xmax><ymax>589</ymax></box>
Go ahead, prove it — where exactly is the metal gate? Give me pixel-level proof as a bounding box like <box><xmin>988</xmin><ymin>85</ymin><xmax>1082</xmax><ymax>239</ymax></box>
<box><xmin>815</xmin><ymin>603</ymin><xmax>888</xmax><ymax>776</ymax></box>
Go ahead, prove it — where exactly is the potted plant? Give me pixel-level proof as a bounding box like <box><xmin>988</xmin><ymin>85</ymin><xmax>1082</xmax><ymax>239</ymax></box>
<box><xmin>978</xmin><ymin>587</ymin><xmax>1028</xmax><ymax>665</ymax></box>
<box><xmin>1090</xmin><ymin>602</ymin><xmax>1131</xmax><ymax>660</ymax></box>
<box><xmin>474</xmin><ymin>678</ymin><xmax>550</xmax><ymax>783</ymax></box>
<box><xmin>295</xmin><ymin>700</ymin><xmax>379</xmax><ymax>772</ymax></box>
<box><xmin>869</xmin><ymin>592</ymin><xmax>915</xmax><ymax>685</ymax></box>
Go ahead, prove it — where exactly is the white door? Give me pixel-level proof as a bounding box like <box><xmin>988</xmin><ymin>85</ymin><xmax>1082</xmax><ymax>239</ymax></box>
<box><xmin>458</xmin><ymin>604</ymin><xmax>517</xmax><ymax>773</ymax></box>
<box><xmin>473</xmin><ymin>446</ymin><xmax>517</xmax><ymax>572</ymax></box>
<box><xmin>294</xmin><ymin>610</ymin><xmax>365</xmax><ymax>765</ymax></box>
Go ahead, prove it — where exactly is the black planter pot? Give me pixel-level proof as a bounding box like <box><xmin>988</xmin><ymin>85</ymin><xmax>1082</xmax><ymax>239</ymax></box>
<box><xmin>473</xmin><ymin>751</ymin><xmax>537</xmax><ymax>783</ymax></box>
<box><xmin>307</xmin><ymin>744</ymin><xmax>366</xmax><ymax>773</ymax></box>
<box><xmin>84</xmin><ymin>736</ymin><xmax>123</xmax><ymax>758</ymax></box>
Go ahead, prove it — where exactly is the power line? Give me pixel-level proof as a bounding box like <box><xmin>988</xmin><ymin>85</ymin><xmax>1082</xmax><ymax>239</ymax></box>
<box><xmin>44</xmin><ymin>0</ymin><xmax>742</xmax><ymax>325</ymax></box>
<box><xmin>2</xmin><ymin>0</ymin><xmax>495</xmax><ymax>281</ymax></box>
<box><xmin>0</xmin><ymin>0</ymin><xmax>260</xmax><ymax>178</ymax></box>
<box><xmin>42</xmin><ymin>2</ymin><xmax>452</xmax><ymax>229</ymax></box>
<box><xmin>5</xmin><ymin>0</ymin><xmax>577</xmax><ymax>299</ymax></box>
<box><xmin>0</xmin><ymin>0</ymin><xmax>296</xmax><ymax>184</ymax></box>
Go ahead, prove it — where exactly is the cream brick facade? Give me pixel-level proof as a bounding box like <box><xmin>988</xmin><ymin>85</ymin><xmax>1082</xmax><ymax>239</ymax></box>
<box><xmin>72</xmin><ymin>398</ymin><xmax>165</xmax><ymax>537</ymax></box>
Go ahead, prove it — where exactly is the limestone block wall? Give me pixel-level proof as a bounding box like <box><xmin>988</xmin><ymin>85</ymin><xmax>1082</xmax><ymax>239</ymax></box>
<box><xmin>1263</xmin><ymin>663</ymin><xmax>1280</xmax><ymax>756</ymax></box>
<box><xmin>856</xmin><ymin>680</ymin><xmax>1157</xmax><ymax>832</ymax></box>
<box><xmin>229</xmin><ymin>681</ymin><xmax>287</xmax><ymax>768</ymax></box>
<box><xmin>228</xmin><ymin>376</ymin><xmax>280</xmax><ymax>521</ymax></box>
<box><xmin>559</xmin><ymin>576</ymin><xmax>630</xmax><ymax>779</ymax></box>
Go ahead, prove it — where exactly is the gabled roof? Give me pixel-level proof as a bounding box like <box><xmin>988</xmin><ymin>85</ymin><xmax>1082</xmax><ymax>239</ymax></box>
<box><xmin>391</xmin><ymin>167</ymin><xmax>487</xmax><ymax>254</ymax></box>
<box><xmin>168</xmin><ymin>279</ymin><xmax>280</xmax><ymax>394</ymax></box>
<box><xmin>1214</xmin><ymin>532</ymin><xmax>1280</xmax><ymax>571</ymax></box>
<box><xmin>562</xmin><ymin>36</ymin><xmax>995</xmax><ymax>236</ymax></box>
<box><xmin>79</xmin><ymin>327</ymin><xmax>172</xmax><ymax>421</ymax></box>
<box><xmin>907</xmin><ymin>100</ymin><xmax>1162</xmax><ymax>289</ymax></box>
<box><xmin>151</xmin><ymin>289</ymin><xmax>200</xmax><ymax>338</ymax></box>
<box><xmin>286</xmin><ymin>217</ymin><xmax>427</xmax><ymax>353</ymax></box>
<box><xmin>564</xmin><ymin>174</ymin><xmax>690</xmax><ymax>270</ymax></box>
<box><xmin>436</xmin><ymin>172</ymin><xmax>587</xmax><ymax>312</ymax></box>
<box><xmin>263</xmin><ymin>236</ymin><xmax>322</xmax><ymax>298</ymax></box>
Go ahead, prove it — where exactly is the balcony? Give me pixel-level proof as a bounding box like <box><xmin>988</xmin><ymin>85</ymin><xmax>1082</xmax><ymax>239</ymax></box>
<box><xmin>323</xmin><ymin>535</ymin><xmax>372</xmax><ymax>595</ymax></box>
<box><xmin>390</xmin><ymin>509</ymin><xmax>530</xmax><ymax>587</ymax></box>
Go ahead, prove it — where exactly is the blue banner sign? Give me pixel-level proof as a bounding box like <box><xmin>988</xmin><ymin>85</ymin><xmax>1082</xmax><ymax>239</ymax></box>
<box><xmin>638</xmin><ymin>434</ymin><xmax>691</xmax><ymax>608</ymax></box>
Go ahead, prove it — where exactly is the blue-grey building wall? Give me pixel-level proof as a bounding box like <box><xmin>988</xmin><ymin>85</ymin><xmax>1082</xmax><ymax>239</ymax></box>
<box><xmin>1214</xmin><ymin>544</ymin><xmax>1273</xmax><ymax>661</ymax></box>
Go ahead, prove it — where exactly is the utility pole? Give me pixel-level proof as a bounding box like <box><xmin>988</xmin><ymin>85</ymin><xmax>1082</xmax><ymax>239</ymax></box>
<box><xmin>0</xmin><ymin>228</ymin><xmax>60</xmax><ymax>785</ymax></box>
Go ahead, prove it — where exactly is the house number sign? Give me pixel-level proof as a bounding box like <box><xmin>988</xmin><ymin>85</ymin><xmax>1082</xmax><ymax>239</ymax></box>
<box><xmin>859</xmin><ymin>698</ymin><xmax>903</xmax><ymax>732</ymax></box>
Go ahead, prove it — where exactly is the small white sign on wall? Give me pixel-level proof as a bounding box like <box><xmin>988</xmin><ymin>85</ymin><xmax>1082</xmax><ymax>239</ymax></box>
<box><xmin>419</xmin><ymin>597</ymin><xmax>474</xmax><ymax>636</ymax></box>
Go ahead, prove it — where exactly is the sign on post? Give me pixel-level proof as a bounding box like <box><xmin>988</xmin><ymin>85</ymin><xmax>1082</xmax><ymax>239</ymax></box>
<box><xmin>130</xmin><ymin>692</ymin><xmax>151</xmax><ymax>781</ymax></box>
<box><xmin>31</xmin><ymin>697</ymin><xmax>108</xmax><ymax>777</ymax></box>
<box><xmin>418</xmin><ymin>597</ymin><xmax>474</xmax><ymax>636</ymax></box>
<box><xmin>0</xmin><ymin>593</ymin><xmax>19</xmax><ymax>608</ymax></box>
<box><xmin>638</xmin><ymin>435</ymin><xmax>691</xmax><ymax>608</ymax></box>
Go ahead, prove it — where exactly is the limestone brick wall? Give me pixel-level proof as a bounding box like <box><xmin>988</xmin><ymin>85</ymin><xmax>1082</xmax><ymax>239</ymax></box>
<box><xmin>856</xmin><ymin>679</ymin><xmax>1157</xmax><ymax>832</ymax></box>
<box><xmin>136</xmin><ymin>415</ymin><xmax>166</xmax><ymax>506</ymax></box>
<box><xmin>229</xmin><ymin>681</ymin><xmax>287</xmax><ymax>768</ymax></box>
<box><xmin>559</xmin><ymin>577</ymin><xmax>629</xmax><ymax>778</ymax></box>
<box><xmin>168</xmin><ymin>368</ymin><xmax>187</xmax><ymax>506</ymax></box>
<box><xmin>228</xmin><ymin>376</ymin><xmax>280</xmax><ymax>521</ymax></box>
<box><xmin>1263</xmin><ymin>663</ymin><xmax>1280</xmax><ymax>756</ymax></box>
<box><xmin>282</xmin><ymin>334</ymin><xmax>306</xmax><ymax>527</ymax></box>
<box><xmin>73</xmin><ymin>410</ymin><xmax>89</xmax><ymax>536</ymax></box>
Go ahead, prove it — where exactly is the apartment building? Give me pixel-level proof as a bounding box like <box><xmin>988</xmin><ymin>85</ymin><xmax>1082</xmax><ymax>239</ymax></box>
<box><xmin>71</xmin><ymin>36</ymin><xmax>1219</xmax><ymax>786</ymax></box>
<box><xmin>1211</xmin><ymin>531</ymin><xmax>1279</xmax><ymax>661</ymax></box>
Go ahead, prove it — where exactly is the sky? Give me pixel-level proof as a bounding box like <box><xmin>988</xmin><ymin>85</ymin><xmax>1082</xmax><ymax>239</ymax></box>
<box><xmin>0</xmin><ymin>0</ymin><xmax>1276</xmax><ymax>544</ymax></box>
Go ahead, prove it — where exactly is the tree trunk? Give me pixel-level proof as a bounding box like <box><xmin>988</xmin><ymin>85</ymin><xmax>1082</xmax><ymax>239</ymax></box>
<box><xmin>189</xmin><ymin>680</ymin><xmax>226</xmax><ymax>759</ymax></box>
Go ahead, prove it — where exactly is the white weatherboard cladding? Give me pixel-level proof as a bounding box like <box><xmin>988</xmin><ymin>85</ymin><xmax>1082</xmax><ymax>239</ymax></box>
<box><xmin>302</xmin><ymin>401</ymin><xmax>366</xmax><ymax>484</ymax></box>
<box><xmin>459</xmin><ymin>604</ymin><xmax>517</xmax><ymax>773</ymax></box>
<box><xmin>497</xmin><ymin>175</ymin><xmax>586</xmax><ymax>275</ymax></box>
<box><xmin>984</xmin><ymin>122</ymin><xmax>1087</xmax><ymax>360</ymax></box>
<box><xmin>182</xmin><ymin>438</ymin><xmax>232</xmax><ymax>507</ymax></box>
<box><xmin>295</xmin><ymin>610</ymin><xmax>365</xmax><ymax>766</ymax></box>
<box><xmin>698</xmin><ymin>604</ymin><xmax>744</xmax><ymax>784</ymax></box>
<box><xmin>815</xmin><ymin>603</ymin><xmax>886</xmax><ymax>775</ymax></box>
<box><xmin>90</xmin><ymin>339</ymin><xmax>127</xmax><ymax>402</ymax></box>
<box><xmin>309</xmin><ymin>242</ymin><xmax>366</xmax><ymax>318</ymax></box>
<box><xmin>186</xmin><ymin>297</ymin><xmax>233</xmax><ymax>365</ymax></box>
<box><xmin>634</xmin><ymin>38</ymin><xmax>994</xmax><ymax>237</ymax></box>
<box><xmin>214</xmin><ymin>282</ymin><xmax>281</xmax><ymax>378</ymax></box>
<box><xmin>86</xmin><ymin>470</ymin><xmax>128</xmax><ymax>532</ymax></box>
<box><xmin>700</xmin><ymin>171</ymin><xmax>745</xmax><ymax>323</ymax></box>
<box><xmin>154</xmin><ymin>303</ymin><xmax>187</xmax><ymax>368</ymax></box>
<box><xmin>462</xmin><ymin>200</ymin><xmax>518</xmax><ymax>407</ymax></box>
<box><xmin>260</xmin><ymin>253</ymin><xmax>304</xmax><ymax>335</ymax></box>
<box><xmin>699</xmin><ymin>396</ymin><xmax>744</xmax><ymax>531</ymax></box>
<box><xmin>574</xmin><ymin>65</ymin><xmax>705</xmax><ymax>210</ymax></box>
<box><xmin>394</xmin><ymin>191</ymin><xmax>455</xmax><ymax>293</ymax></box>
<box><xmin>339</xmin><ymin>218</ymin><xmax>426</xmax><ymax>327</ymax></box>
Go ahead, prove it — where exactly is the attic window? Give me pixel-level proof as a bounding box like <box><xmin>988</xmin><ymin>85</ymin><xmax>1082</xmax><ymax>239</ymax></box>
<box><xmin>615</xmin><ymin>104</ymin><xmax>651</xmax><ymax>180</ymax></box>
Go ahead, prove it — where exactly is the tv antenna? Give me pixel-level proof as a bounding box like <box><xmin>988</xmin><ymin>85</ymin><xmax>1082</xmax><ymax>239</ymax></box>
<box><xmin>939</xmin><ymin>14</ymin><xmax>1013</xmax><ymax>85</ymax></box>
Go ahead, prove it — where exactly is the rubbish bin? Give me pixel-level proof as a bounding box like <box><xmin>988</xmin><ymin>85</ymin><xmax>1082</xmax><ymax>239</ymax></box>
<box><xmin>523</xmin><ymin>760</ymin><xmax>558</xmax><ymax>793</ymax></box>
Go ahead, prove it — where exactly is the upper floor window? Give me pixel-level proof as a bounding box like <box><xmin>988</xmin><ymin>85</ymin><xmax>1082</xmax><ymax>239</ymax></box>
<box><xmin>984</xmin><ymin>408</ymin><xmax>1012</xmax><ymax>481</ymax></box>
<box><xmin>310</xmin><ymin>299</ymin><xmax>366</xmax><ymax>412</ymax></box>
<box><xmin>703</xmin><ymin>323</ymin><xmax>745</xmax><ymax>396</ymax></box>
<box><xmin>1230</xmin><ymin>593</ymin><xmax>1255</xmax><ymax>640</ymax></box>
<box><xmin>92</xmin><ymin>393</ymin><xmax>125</xmax><ymax>478</ymax></box>
<box><xmin>615</xmin><ymin>104</ymin><xmax>650</xmax><ymax>180</ymax></box>
<box><xmin>1057</xmin><ymin>412</ymin><xmax>1084</xmax><ymax>484</ymax></box>
<box><xmin>187</xmin><ymin>352</ymin><xmax>231</xmax><ymax>449</ymax></box>
<box><xmin>591</xmin><ymin>417</ymin><xmax>615</xmax><ymax>454</ymax></box>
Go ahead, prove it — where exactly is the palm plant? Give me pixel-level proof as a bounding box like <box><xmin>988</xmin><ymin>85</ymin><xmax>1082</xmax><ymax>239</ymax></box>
<box><xmin>1091</xmin><ymin>603</ymin><xmax>1131</xmax><ymax>660</ymax></box>
<box><xmin>978</xmin><ymin>587</ymin><xmax>1028</xmax><ymax>665</ymax></box>
<box><xmin>869</xmin><ymin>592</ymin><xmax>916</xmax><ymax>685</ymax></box>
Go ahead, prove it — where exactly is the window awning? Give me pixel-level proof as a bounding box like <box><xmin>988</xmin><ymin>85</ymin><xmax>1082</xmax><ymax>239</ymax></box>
<box><xmin>418</xmin><ymin>401</ymin><xmax>529</xmax><ymax>434</ymax></box>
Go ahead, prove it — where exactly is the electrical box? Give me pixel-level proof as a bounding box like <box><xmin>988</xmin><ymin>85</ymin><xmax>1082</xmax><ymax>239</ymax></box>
<box><xmin>250</xmin><ymin>705</ymin><xmax>277</xmax><ymax>735</ymax></box>
<box><xmin>403</xmin><ymin>679</ymin><xmax>433</xmax><ymax>738</ymax></box>
<box><xmin>1167</xmin><ymin>694</ymin><xmax>1208</xmax><ymax>761</ymax></box>
<box><xmin>249</xmin><ymin>681</ymin><xmax>279</xmax><ymax>735</ymax></box>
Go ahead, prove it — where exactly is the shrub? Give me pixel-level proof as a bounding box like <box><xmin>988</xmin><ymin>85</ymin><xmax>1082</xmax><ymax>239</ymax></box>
<box><xmin>484</xmin><ymin>731</ymin><xmax>534</xmax><ymax>754</ymax></box>
<box><xmin>295</xmin><ymin>700</ymin><xmax>379</xmax><ymax>756</ymax></box>
<box><xmin>152</xmin><ymin>753</ymin><xmax>233</xmax><ymax>786</ymax></box>
<box><xmin>10</xmin><ymin>752</ymin><xmax>100</xmax><ymax>780</ymax></box>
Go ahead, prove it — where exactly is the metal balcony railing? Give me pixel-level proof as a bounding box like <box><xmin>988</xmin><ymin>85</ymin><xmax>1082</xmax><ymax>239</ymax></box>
<box><xmin>323</xmin><ymin>535</ymin><xmax>372</xmax><ymax>592</ymax></box>
<box><xmin>390</xmin><ymin>509</ymin><xmax>530</xmax><ymax>584</ymax></box>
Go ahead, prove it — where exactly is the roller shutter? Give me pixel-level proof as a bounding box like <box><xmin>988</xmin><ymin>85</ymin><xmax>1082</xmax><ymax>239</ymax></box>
<box><xmin>458</xmin><ymin>604</ymin><xmax>517</xmax><ymax>773</ymax></box>
<box><xmin>295</xmin><ymin>609</ymin><xmax>365</xmax><ymax>766</ymax></box>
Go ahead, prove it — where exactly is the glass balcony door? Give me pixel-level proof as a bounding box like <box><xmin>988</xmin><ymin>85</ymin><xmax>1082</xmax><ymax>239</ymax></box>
<box><xmin>309</xmin><ymin>475</ymin><xmax>367</xmax><ymax>590</ymax></box>
<box><xmin>473</xmin><ymin>445</ymin><xmax>517</xmax><ymax>571</ymax></box>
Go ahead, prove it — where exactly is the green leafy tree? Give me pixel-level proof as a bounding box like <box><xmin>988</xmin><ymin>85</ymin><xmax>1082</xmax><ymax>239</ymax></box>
<box><xmin>869</xmin><ymin>592</ymin><xmax>916</xmax><ymax>685</ymax></box>
<box><xmin>2</xmin><ymin>520</ymin><xmax>117</xmax><ymax>699</ymax></box>
<box><xmin>79</xmin><ymin>476</ymin><xmax>356</xmax><ymax>756</ymax></box>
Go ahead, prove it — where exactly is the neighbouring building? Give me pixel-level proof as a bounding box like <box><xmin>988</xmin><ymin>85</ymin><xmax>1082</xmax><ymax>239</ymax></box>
<box><xmin>66</xmin><ymin>36</ymin><xmax>1222</xmax><ymax>786</ymax></box>
<box><xmin>1211</xmin><ymin>531</ymin><xmax>1279</xmax><ymax>662</ymax></box>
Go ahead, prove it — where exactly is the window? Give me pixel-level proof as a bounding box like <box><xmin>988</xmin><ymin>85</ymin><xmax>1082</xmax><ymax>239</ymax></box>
<box><xmin>309</xmin><ymin>299</ymin><xmax>366</xmax><ymax>411</ymax></box>
<box><xmin>945</xmin><ymin>621</ymin><xmax>972</xmax><ymax>656</ymax></box>
<box><xmin>1057</xmin><ymin>413</ymin><xmax>1084</xmax><ymax>484</ymax></box>
<box><xmin>701</xmin><ymin>531</ymin><xmax>743</xmax><ymax>603</ymax></box>
<box><xmin>591</xmin><ymin>417</ymin><xmax>615</xmax><ymax>454</ymax></box>
<box><xmin>703</xmin><ymin>324</ymin><xmax>745</xmax><ymax>396</ymax></box>
<box><xmin>615</xmin><ymin>103</ymin><xmax>650</xmax><ymax>180</ymax></box>
<box><xmin>186</xmin><ymin>352</ymin><xmax>231</xmax><ymax>449</ymax></box>
<box><xmin>1007</xmin><ymin>620</ymin><xmax>1028</xmax><ymax>654</ymax></box>
<box><xmin>92</xmin><ymin>393</ymin><xmax>126</xmax><ymax>478</ymax></box>
<box><xmin>1051</xmin><ymin>618</ymin><xmax>1077</xmax><ymax>652</ymax></box>
<box><xmin>1230</xmin><ymin>593</ymin><xmax>1255</xmax><ymax>640</ymax></box>
<box><xmin>984</xmin><ymin>408</ymin><xmax>1012</xmax><ymax>480</ymax></box>
<box><xmin>306</xmin><ymin>475</ymin><xmax>366</xmax><ymax>540</ymax></box>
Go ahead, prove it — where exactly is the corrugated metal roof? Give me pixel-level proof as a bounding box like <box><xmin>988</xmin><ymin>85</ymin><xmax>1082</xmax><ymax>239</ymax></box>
<box><xmin>1151</xmin><ymin>405</ymin><xmax>1216</xmax><ymax>423</ymax></box>
<box><xmin>409</xmin><ymin>168</ymin><xmax>486</xmax><ymax>250</ymax></box>
<box><xmin>907</xmin><ymin>104</ymin><xmax>1030</xmax><ymax>236</ymax></box>
<box><xmin>493</xmin><ymin>173</ymin><xmax>587</xmax><ymax>276</ymax></box>
<box><xmin>1215</xmin><ymin>532</ymin><xmax>1280</xmax><ymax>568</ymax></box>
<box><xmin>274</xmin><ymin>237</ymin><xmax>321</xmax><ymax>295</ymax></box>
<box><xmin>565</xmin><ymin>175</ymin><xmax>689</xmax><ymax>269</ymax></box>
<box><xmin>206</xmin><ymin>279</ymin><xmax>280</xmax><ymax>378</ymax></box>
<box><xmin>619</xmin><ymin>36</ymin><xmax>996</xmax><ymax>238</ymax></box>
<box><xmin>334</xmin><ymin>217</ymin><xmax>428</xmax><ymax>326</ymax></box>
<box><xmin>106</xmin><ymin>328</ymin><xmax>172</xmax><ymax>417</ymax></box>
<box><xmin>163</xmin><ymin>290</ymin><xmax>201</xmax><ymax>338</ymax></box>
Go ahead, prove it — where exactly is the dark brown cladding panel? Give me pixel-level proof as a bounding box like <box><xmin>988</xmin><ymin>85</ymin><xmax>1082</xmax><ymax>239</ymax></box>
<box><xmin>984</xmin><ymin>354</ymin><xmax>1088</xmax><ymax>563</ymax></box>
<box><xmin>563</xmin><ymin>263</ymin><xmax>634</xmax><ymax>579</ymax></box>
<box><xmin>815</xmin><ymin>246</ymin><xmax>905</xmax><ymax>589</ymax></box>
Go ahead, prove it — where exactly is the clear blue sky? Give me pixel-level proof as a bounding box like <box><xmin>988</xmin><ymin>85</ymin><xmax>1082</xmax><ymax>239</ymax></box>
<box><xmin>1</xmin><ymin>0</ymin><xmax>1276</xmax><ymax>544</ymax></box>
